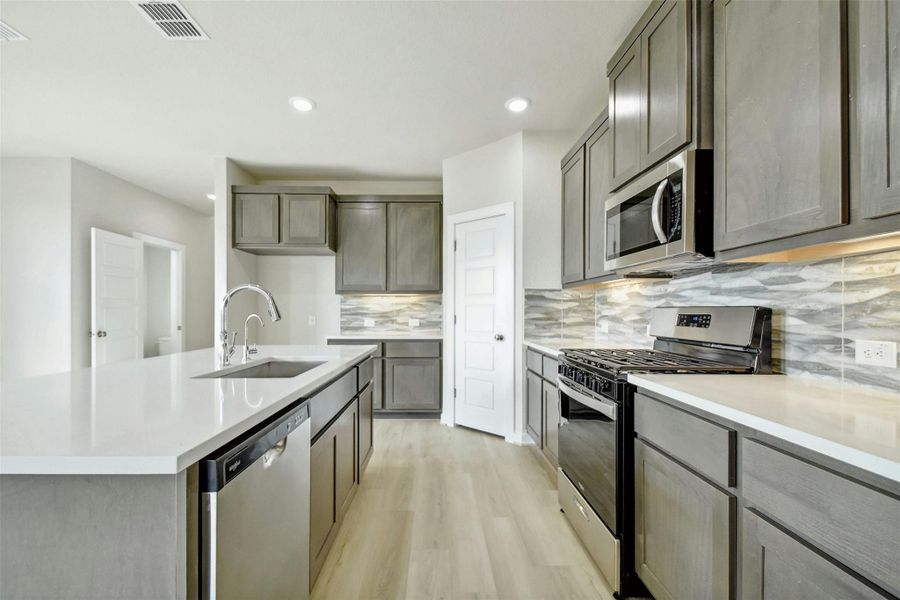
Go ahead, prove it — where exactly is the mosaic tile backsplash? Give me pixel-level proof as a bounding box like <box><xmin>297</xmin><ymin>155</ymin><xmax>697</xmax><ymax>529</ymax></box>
<box><xmin>525</xmin><ymin>249</ymin><xmax>900</xmax><ymax>393</ymax></box>
<box><xmin>341</xmin><ymin>294</ymin><xmax>442</xmax><ymax>336</ymax></box>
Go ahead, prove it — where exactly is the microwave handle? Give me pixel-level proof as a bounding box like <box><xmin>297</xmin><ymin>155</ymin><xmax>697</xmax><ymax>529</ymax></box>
<box><xmin>650</xmin><ymin>180</ymin><xmax>668</xmax><ymax>244</ymax></box>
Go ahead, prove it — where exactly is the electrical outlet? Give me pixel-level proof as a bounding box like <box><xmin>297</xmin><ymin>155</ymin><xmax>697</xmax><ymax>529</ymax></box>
<box><xmin>409</xmin><ymin>318</ymin><xmax>420</xmax><ymax>327</ymax></box>
<box><xmin>364</xmin><ymin>318</ymin><xmax>375</xmax><ymax>328</ymax></box>
<box><xmin>308</xmin><ymin>315</ymin><xmax>317</xmax><ymax>326</ymax></box>
<box><xmin>855</xmin><ymin>340</ymin><xmax>898</xmax><ymax>368</ymax></box>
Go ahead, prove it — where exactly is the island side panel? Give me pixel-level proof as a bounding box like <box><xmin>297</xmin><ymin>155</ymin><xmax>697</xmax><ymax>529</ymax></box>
<box><xmin>0</xmin><ymin>469</ymin><xmax>194</xmax><ymax>600</ymax></box>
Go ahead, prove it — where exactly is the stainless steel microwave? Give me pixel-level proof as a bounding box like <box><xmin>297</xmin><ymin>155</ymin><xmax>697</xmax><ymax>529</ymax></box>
<box><xmin>604</xmin><ymin>150</ymin><xmax>714</xmax><ymax>274</ymax></box>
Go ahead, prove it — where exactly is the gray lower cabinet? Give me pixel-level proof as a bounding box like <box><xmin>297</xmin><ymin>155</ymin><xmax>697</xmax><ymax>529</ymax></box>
<box><xmin>233</xmin><ymin>187</ymin><xmax>337</xmax><ymax>254</ymax></box>
<box><xmin>542</xmin><ymin>380</ymin><xmax>559</xmax><ymax>466</ymax></box>
<box><xmin>713</xmin><ymin>0</ymin><xmax>847</xmax><ymax>251</ymax></box>
<box><xmin>634</xmin><ymin>438</ymin><xmax>734</xmax><ymax>600</ymax></box>
<box><xmin>335</xmin><ymin>203</ymin><xmax>388</xmax><ymax>293</ymax></box>
<box><xmin>383</xmin><ymin>357</ymin><xmax>441</xmax><ymax>412</ymax></box>
<box><xmin>234</xmin><ymin>193</ymin><xmax>279</xmax><ymax>245</ymax></box>
<box><xmin>387</xmin><ymin>202</ymin><xmax>441</xmax><ymax>292</ymax></box>
<box><xmin>372</xmin><ymin>358</ymin><xmax>383</xmax><ymax>410</ymax></box>
<box><xmin>858</xmin><ymin>0</ymin><xmax>900</xmax><ymax>219</ymax></box>
<box><xmin>742</xmin><ymin>509</ymin><xmax>890</xmax><ymax>600</ymax></box>
<box><xmin>561</xmin><ymin>148</ymin><xmax>586</xmax><ymax>284</ymax></box>
<box><xmin>525</xmin><ymin>370</ymin><xmax>543</xmax><ymax>447</ymax></box>
<box><xmin>310</xmin><ymin>398</ymin><xmax>359</xmax><ymax>588</ymax></box>
<box><xmin>358</xmin><ymin>385</ymin><xmax>373</xmax><ymax>472</ymax></box>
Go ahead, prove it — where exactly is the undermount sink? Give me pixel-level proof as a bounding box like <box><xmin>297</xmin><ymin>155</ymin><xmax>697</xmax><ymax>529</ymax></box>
<box><xmin>198</xmin><ymin>359</ymin><xmax>326</xmax><ymax>379</ymax></box>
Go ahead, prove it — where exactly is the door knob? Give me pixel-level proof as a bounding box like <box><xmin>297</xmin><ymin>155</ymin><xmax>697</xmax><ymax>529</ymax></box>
<box><xmin>97</xmin><ymin>331</ymin><xmax>107</xmax><ymax>338</ymax></box>
<box><xmin>494</xmin><ymin>333</ymin><xmax>505</xmax><ymax>341</ymax></box>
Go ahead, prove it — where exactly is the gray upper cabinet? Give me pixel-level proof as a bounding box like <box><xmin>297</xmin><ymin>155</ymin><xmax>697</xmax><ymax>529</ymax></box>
<box><xmin>609</xmin><ymin>41</ymin><xmax>643</xmax><ymax>190</ymax></box>
<box><xmin>335</xmin><ymin>203</ymin><xmax>388</xmax><ymax>293</ymax></box>
<box><xmin>713</xmin><ymin>0</ymin><xmax>847</xmax><ymax>251</ymax></box>
<box><xmin>608</xmin><ymin>0</ymin><xmax>700</xmax><ymax>192</ymax></box>
<box><xmin>234</xmin><ymin>193</ymin><xmax>279</xmax><ymax>246</ymax></box>
<box><xmin>233</xmin><ymin>186</ymin><xmax>336</xmax><ymax>254</ymax></box>
<box><xmin>634</xmin><ymin>439</ymin><xmax>733</xmax><ymax>600</ymax></box>
<box><xmin>336</xmin><ymin>198</ymin><xmax>442</xmax><ymax>294</ymax></box>
<box><xmin>584</xmin><ymin>117</ymin><xmax>614</xmax><ymax>280</ymax></box>
<box><xmin>561</xmin><ymin>148</ymin><xmax>586</xmax><ymax>284</ymax></box>
<box><xmin>858</xmin><ymin>0</ymin><xmax>900</xmax><ymax>219</ymax></box>
<box><xmin>640</xmin><ymin>0</ymin><xmax>690</xmax><ymax>166</ymax></box>
<box><xmin>387</xmin><ymin>202</ymin><xmax>441</xmax><ymax>292</ymax></box>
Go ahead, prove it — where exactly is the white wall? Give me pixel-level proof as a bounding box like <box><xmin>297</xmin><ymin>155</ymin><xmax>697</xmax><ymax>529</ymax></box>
<box><xmin>442</xmin><ymin>133</ymin><xmax>527</xmax><ymax>441</ymax></box>
<box><xmin>70</xmin><ymin>159</ymin><xmax>213</xmax><ymax>368</ymax></box>
<box><xmin>144</xmin><ymin>245</ymin><xmax>172</xmax><ymax>357</ymax></box>
<box><xmin>0</xmin><ymin>158</ymin><xmax>73</xmax><ymax>381</ymax></box>
<box><xmin>523</xmin><ymin>130</ymin><xmax>573</xmax><ymax>289</ymax></box>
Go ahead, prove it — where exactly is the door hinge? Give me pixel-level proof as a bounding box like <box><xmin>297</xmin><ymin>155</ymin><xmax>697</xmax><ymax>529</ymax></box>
<box><xmin>453</xmin><ymin>387</ymin><xmax>457</xmax><ymax>398</ymax></box>
<box><xmin>453</xmin><ymin>239</ymin><xmax>457</xmax><ymax>252</ymax></box>
<box><xmin>454</xmin><ymin>314</ymin><xmax>457</xmax><ymax>324</ymax></box>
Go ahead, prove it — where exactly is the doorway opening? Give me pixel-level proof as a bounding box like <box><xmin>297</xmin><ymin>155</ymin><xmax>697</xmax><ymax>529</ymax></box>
<box><xmin>134</xmin><ymin>233</ymin><xmax>185</xmax><ymax>358</ymax></box>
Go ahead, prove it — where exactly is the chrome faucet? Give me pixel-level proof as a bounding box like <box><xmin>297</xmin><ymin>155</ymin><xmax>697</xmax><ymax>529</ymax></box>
<box><xmin>243</xmin><ymin>314</ymin><xmax>263</xmax><ymax>363</ymax></box>
<box><xmin>218</xmin><ymin>284</ymin><xmax>281</xmax><ymax>367</ymax></box>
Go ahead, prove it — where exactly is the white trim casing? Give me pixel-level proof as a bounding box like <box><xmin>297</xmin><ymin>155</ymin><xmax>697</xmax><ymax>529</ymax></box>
<box><xmin>133</xmin><ymin>232</ymin><xmax>187</xmax><ymax>354</ymax></box>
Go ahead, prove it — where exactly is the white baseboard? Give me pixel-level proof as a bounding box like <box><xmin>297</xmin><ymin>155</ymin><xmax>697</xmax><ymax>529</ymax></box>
<box><xmin>505</xmin><ymin>431</ymin><xmax>532</xmax><ymax>446</ymax></box>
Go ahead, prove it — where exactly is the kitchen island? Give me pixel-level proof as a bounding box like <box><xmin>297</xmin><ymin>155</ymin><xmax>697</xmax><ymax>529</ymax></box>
<box><xmin>0</xmin><ymin>344</ymin><xmax>376</xmax><ymax>599</ymax></box>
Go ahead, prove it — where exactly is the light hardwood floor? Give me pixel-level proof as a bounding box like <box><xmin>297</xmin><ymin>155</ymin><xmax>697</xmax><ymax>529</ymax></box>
<box><xmin>311</xmin><ymin>419</ymin><xmax>616</xmax><ymax>600</ymax></box>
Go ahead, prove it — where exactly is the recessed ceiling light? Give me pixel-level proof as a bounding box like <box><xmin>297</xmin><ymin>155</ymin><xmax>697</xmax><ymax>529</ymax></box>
<box><xmin>289</xmin><ymin>96</ymin><xmax>316</xmax><ymax>112</ymax></box>
<box><xmin>206</xmin><ymin>193</ymin><xmax>216</xmax><ymax>201</ymax></box>
<box><xmin>505</xmin><ymin>97</ymin><xmax>530</xmax><ymax>113</ymax></box>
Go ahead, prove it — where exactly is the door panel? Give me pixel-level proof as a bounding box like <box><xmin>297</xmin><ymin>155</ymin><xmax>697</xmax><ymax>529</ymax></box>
<box><xmin>234</xmin><ymin>193</ymin><xmax>279</xmax><ymax>245</ymax></box>
<box><xmin>641</xmin><ymin>0</ymin><xmax>691</xmax><ymax>165</ymax></box>
<box><xmin>635</xmin><ymin>439</ymin><xmax>733</xmax><ymax>600</ymax></box>
<box><xmin>610</xmin><ymin>42</ymin><xmax>643</xmax><ymax>189</ymax></box>
<box><xmin>714</xmin><ymin>0</ymin><xmax>847</xmax><ymax>250</ymax></box>
<box><xmin>387</xmin><ymin>202</ymin><xmax>441</xmax><ymax>292</ymax></box>
<box><xmin>91</xmin><ymin>228</ymin><xmax>143</xmax><ymax>366</ymax></box>
<box><xmin>584</xmin><ymin>120</ymin><xmax>614</xmax><ymax>279</ymax></box>
<box><xmin>358</xmin><ymin>386</ymin><xmax>373</xmax><ymax>473</ymax></box>
<box><xmin>525</xmin><ymin>370</ymin><xmax>543</xmax><ymax>447</ymax></box>
<box><xmin>309</xmin><ymin>432</ymin><xmax>336</xmax><ymax>565</ymax></box>
<box><xmin>281</xmin><ymin>194</ymin><xmax>326</xmax><ymax>245</ymax></box>
<box><xmin>453</xmin><ymin>213</ymin><xmax>515</xmax><ymax>436</ymax></box>
<box><xmin>561</xmin><ymin>149</ymin><xmax>586</xmax><ymax>284</ymax></box>
<box><xmin>335</xmin><ymin>401</ymin><xmax>357</xmax><ymax>516</ymax></box>
<box><xmin>543</xmin><ymin>380</ymin><xmax>559</xmax><ymax>466</ymax></box>
<box><xmin>335</xmin><ymin>203</ymin><xmax>387</xmax><ymax>292</ymax></box>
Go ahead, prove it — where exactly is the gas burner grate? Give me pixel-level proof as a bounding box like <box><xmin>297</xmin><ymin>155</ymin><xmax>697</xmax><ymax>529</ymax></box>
<box><xmin>562</xmin><ymin>348</ymin><xmax>752</xmax><ymax>374</ymax></box>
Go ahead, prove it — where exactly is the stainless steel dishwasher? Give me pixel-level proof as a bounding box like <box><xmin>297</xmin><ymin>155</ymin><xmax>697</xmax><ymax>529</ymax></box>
<box><xmin>200</xmin><ymin>402</ymin><xmax>310</xmax><ymax>600</ymax></box>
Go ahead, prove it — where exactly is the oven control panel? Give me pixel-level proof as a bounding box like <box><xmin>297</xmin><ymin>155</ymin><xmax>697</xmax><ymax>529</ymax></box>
<box><xmin>676</xmin><ymin>313</ymin><xmax>711</xmax><ymax>328</ymax></box>
<box><xmin>559</xmin><ymin>364</ymin><xmax>615</xmax><ymax>398</ymax></box>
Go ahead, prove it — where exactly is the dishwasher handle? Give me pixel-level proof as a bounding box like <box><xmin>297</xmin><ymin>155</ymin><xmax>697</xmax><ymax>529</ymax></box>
<box><xmin>200</xmin><ymin>402</ymin><xmax>310</xmax><ymax>492</ymax></box>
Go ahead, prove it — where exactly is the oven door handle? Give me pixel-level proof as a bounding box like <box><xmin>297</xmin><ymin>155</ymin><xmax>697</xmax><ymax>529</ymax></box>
<box><xmin>558</xmin><ymin>380</ymin><xmax>617</xmax><ymax>421</ymax></box>
<box><xmin>650</xmin><ymin>179</ymin><xmax>668</xmax><ymax>244</ymax></box>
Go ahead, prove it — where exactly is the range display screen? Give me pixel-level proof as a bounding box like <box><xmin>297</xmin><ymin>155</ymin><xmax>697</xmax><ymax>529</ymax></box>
<box><xmin>677</xmin><ymin>313</ymin><xmax>711</xmax><ymax>328</ymax></box>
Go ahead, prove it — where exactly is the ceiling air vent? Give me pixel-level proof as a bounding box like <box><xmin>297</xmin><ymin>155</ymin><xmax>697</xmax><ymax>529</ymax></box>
<box><xmin>134</xmin><ymin>1</ymin><xmax>208</xmax><ymax>40</ymax></box>
<box><xmin>0</xmin><ymin>20</ymin><xmax>28</xmax><ymax>41</ymax></box>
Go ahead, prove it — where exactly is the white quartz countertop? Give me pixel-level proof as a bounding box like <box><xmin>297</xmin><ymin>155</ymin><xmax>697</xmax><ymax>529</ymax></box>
<box><xmin>0</xmin><ymin>345</ymin><xmax>376</xmax><ymax>476</ymax></box>
<box><xmin>628</xmin><ymin>374</ymin><xmax>900</xmax><ymax>483</ymax></box>
<box><xmin>327</xmin><ymin>334</ymin><xmax>443</xmax><ymax>341</ymax></box>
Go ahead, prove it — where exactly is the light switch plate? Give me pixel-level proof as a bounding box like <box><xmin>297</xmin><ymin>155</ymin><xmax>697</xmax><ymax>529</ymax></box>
<box><xmin>855</xmin><ymin>340</ymin><xmax>898</xmax><ymax>368</ymax></box>
<box><xmin>409</xmin><ymin>318</ymin><xmax>420</xmax><ymax>327</ymax></box>
<box><xmin>364</xmin><ymin>318</ymin><xmax>375</xmax><ymax>328</ymax></box>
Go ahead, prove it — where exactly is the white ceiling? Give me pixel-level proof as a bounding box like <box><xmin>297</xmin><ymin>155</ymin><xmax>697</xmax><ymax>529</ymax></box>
<box><xmin>0</xmin><ymin>1</ymin><xmax>645</xmax><ymax>213</ymax></box>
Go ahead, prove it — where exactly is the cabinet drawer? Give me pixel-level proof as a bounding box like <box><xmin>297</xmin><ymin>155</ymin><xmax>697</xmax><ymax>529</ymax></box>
<box><xmin>742</xmin><ymin>439</ymin><xmax>900</xmax><ymax>596</ymax></box>
<box><xmin>742</xmin><ymin>509</ymin><xmax>889</xmax><ymax>600</ymax></box>
<box><xmin>383</xmin><ymin>341</ymin><xmax>440</xmax><ymax>358</ymax></box>
<box><xmin>559</xmin><ymin>470</ymin><xmax>620</xmax><ymax>592</ymax></box>
<box><xmin>356</xmin><ymin>358</ymin><xmax>374</xmax><ymax>391</ymax></box>
<box><xmin>635</xmin><ymin>393</ymin><xmax>735</xmax><ymax>488</ymax></box>
<box><xmin>526</xmin><ymin>349</ymin><xmax>543</xmax><ymax>373</ymax></box>
<box><xmin>541</xmin><ymin>356</ymin><xmax>558</xmax><ymax>383</ymax></box>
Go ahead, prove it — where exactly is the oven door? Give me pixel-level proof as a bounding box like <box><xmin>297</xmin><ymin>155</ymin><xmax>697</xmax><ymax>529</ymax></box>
<box><xmin>558</xmin><ymin>377</ymin><xmax>619</xmax><ymax>535</ymax></box>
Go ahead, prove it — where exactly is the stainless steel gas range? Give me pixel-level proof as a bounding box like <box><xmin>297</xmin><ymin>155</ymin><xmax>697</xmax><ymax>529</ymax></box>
<box><xmin>557</xmin><ymin>306</ymin><xmax>772</xmax><ymax>598</ymax></box>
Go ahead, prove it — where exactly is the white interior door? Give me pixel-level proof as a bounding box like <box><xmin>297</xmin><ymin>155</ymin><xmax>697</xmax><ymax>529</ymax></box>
<box><xmin>453</xmin><ymin>212</ymin><xmax>514</xmax><ymax>437</ymax></box>
<box><xmin>91</xmin><ymin>228</ymin><xmax>144</xmax><ymax>366</ymax></box>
